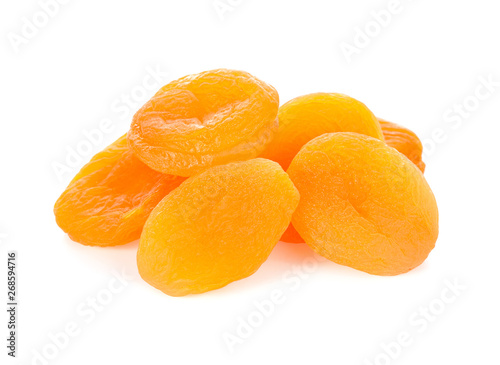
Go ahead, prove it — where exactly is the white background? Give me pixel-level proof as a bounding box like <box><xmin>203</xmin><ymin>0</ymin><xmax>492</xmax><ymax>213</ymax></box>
<box><xmin>1</xmin><ymin>0</ymin><xmax>499</xmax><ymax>364</ymax></box>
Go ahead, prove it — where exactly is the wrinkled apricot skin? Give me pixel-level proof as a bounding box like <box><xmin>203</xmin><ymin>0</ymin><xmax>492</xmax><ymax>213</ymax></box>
<box><xmin>137</xmin><ymin>158</ymin><xmax>299</xmax><ymax>296</ymax></box>
<box><xmin>260</xmin><ymin>92</ymin><xmax>383</xmax><ymax>244</ymax></box>
<box><xmin>128</xmin><ymin>69</ymin><xmax>279</xmax><ymax>177</ymax></box>
<box><xmin>281</xmin><ymin>119</ymin><xmax>426</xmax><ymax>244</ymax></box>
<box><xmin>54</xmin><ymin>135</ymin><xmax>186</xmax><ymax>247</ymax></box>
<box><xmin>288</xmin><ymin>132</ymin><xmax>439</xmax><ymax>276</ymax></box>
<box><xmin>379</xmin><ymin>118</ymin><xmax>426</xmax><ymax>172</ymax></box>
<box><xmin>260</xmin><ymin>93</ymin><xmax>384</xmax><ymax>171</ymax></box>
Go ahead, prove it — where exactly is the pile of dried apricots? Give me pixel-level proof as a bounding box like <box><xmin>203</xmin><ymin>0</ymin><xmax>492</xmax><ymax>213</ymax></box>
<box><xmin>54</xmin><ymin>69</ymin><xmax>438</xmax><ymax>296</ymax></box>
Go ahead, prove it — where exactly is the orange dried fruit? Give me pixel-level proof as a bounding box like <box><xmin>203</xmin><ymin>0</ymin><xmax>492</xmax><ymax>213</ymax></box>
<box><xmin>260</xmin><ymin>92</ymin><xmax>383</xmax><ymax>244</ymax></box>
<box><xmin>137</xmin><ymin>158</ymin><xmax>299</xmax><ymax>296</ymax></box>
<box><xmin>281</xmin><ymin>119</ymin><xmax>427</xmax><ymax>244</ymax></box>
<box><xmin>260</xmin><ymin>92</ymin><xmax>384</xmax><ymax>171</ymax></box>
<box><xmin>54</xmin><ymin>135</ymin><xmax>186</xmax><ymax>246</ymax></box>
<box><xmin>379</xmin><ymin>118</ymin><xmax>426</xmax><ymax>172</ymax></box>
<box><xmin>128</xmin><ymin>69</ymin><xmax>279</xmax><ymax>177</ymax></box>
<box><xmin>287</xmin><ymin>132</ymin><xmax>439</xmax><ymax>276</ymax></box>
<box><xmin>280</xmin><ymin>223</ymin><xmax>305</xmax><ymax>243</ymax></box>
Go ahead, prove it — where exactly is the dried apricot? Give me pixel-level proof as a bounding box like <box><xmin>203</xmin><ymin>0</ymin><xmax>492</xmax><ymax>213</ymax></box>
<box><xmin>128</xmin><ymin>69</ymin><xmax>279</xmax><ymax>177</ymax></box>
<box><xmin>379</xmin><ymin>118</ymin><xmax>426</xmax><ymax>172</ymax></box>
<box><xmin>260</xmin><ymin>92</ymin><xmax>383</xmax><ymax>244</ymax></box>
<box><xmin>137</xmin><ymin>158</ymin><xmax>299</xmax><ymax>296</ymax></box>
<box><xmin>282</xmin><ymin>119</ymin><xmax>426</xmax><ymax>244</ymax></box>
<box><xmin>280</xmin><ymin>222</ymin><xmax>304</xmax><ymax>243</ymax></box>
<box><xmin>54</xmin><ymin>135</ymin><xmax>186</xmax><ymax>246</ymax></box>
<box><xmin>260</xmin><ymin>92</ymin><xmax>384</xmax><ymax>170</ymax></box>
<box><xmin>287</xmin><ymin>132</ymin><xmax>438</xmax><ymax>275</ymax></box>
